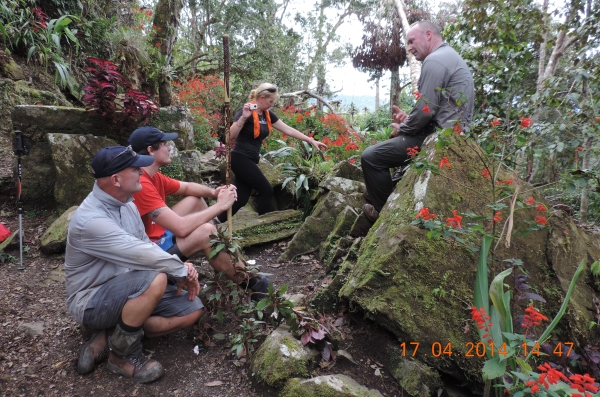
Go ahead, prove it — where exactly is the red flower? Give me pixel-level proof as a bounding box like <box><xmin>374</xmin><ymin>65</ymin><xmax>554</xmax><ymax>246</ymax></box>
<box><xmin>413</xmin><ymin>91</ymin><xmax>421</xmax><ymax>100</ymax></box>
<box><xmin>526</xmin><ymin>197</ymin><xmax>535</xmax><ymax>205</ymax></box>
<box><xmin>439</xmin><ymin>157</ymin><xmax>451</xmax><ymax>169</ymax></box>
<box><xmin>496</xmin><ymin>178</ymin><xmax>513</xmax><ymax>186</ymax></box>
<box><xmin>415</xmin><ymin>207</ymin><xmax>437</xmax><ymax>221</ymax></box>
<box><xmin>453</xmin><ymin>124</ymin><xmax>463</xmax><ymax>134</ymax></box>
<box><xmin>522</xmin><ymin>304</ymin><xmax>548</xmax><ymax>329</ymax></box>
<box><xmin>349</xmin><ymin>158</ymin><xmax>356</xmax><ymax>164</ymax></box>
<box><xmin>535</xmin><ymin>204</ymin><xmax>546</xmax><ymax>212</ymax></box>
<box><xmin>490</xmin><ymin>118</ymin><xmax>501</xmax><ymax>127</ymax></box>
<box><xmin>596</xmin><ymin>117</ymin><xmax>600</xmax><ymax>122</ymax></box>
<box><xmin>493</xmin><ymin>212</ymin><xmax>502</xmax><ymax>222</ymax></box>
<box><xmin>480</xmin><ymin>168</ymin><xmax>490</xmax><ymax>179</ymax></box>
<box><xmin>422</xmin><ymin>105</ymin><xmax>430</xmax><ymax>114</ymax></box>
<box><xmin>406</xmin><ymin>146</ymin><xmax>419</xmax><ymax>158</ymax></box>
<box><xmin>296</xmin><ymin>114</ymin><xmax>304</xmax><ymax>123</ymax></box>
<box><xmin>520</xmin><ymin>117</ymin><xmax>531</xmax><ymax>128</ymax></box>
<box><xmin>536</xmin><ymin>215</ymin><xmax>547</xmax><ymax>226</ymax></box>
<box><xmin>446</xmin><ymin>210</ymin><xmax>462</xmax><ymax>229</ymax></box>
<box><xmin>577</xmin><ymin>147</ymin><xmax>583</xmax><ymax>151</ymax></box>
<box><xmin>345</xmin><ymin>142</ymin><xmax>358</xmax><ymax>151</ymax></box>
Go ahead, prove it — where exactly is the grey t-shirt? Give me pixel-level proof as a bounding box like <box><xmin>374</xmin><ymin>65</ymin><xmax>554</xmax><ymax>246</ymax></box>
<box><xmin>65</xmin><ymin>182</ymin><xmax>188</xmax><ymax>324</ymax></box>
<box><xmin>398</xmin><ymin>43</ymin><xmax>474</xmax><ymax>137</ymax></box>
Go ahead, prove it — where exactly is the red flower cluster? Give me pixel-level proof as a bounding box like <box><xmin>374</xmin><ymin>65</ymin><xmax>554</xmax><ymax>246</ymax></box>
<box><xmin>490</xmin><ymin>118</ymin><xmax>501</xmax><ymax>127</ymax></box>
<box><xmin>525</xmin><ymin>363</ymin><xmax>598</xmax><ymax>396</ymax></box>
<box><xmin>453</xmin><ymin>124</ymin><xmax>463</xmax><ymax>134</ymax></box>
<box><xmin>131</xmin><ymin>7</ymin><xmax>153</xmax><ymax>17</ymax></box>
<box><xmin>535</xmin><ymin>204</ymin><xmax>546</xmax><ymax>212</ymax></box>
<box><xmin>493</xmin><ymin>211</ymin><xmax>502</xmax><ymax>222</ymax></box>
<box><xmin>470</xmin><ymin>306</ymin><xmax>493</xmax><ymax>344</ymax></box>
<box><xmin>570</xmin><ymin>373</ymin><xmax>599</xmax><ymax>396</ymax></box>
<box><xmin>522</xmin><ymin>304</ymin><xmax>549</xmax><ymax>329</ymax></box>
<box><xmin>345</xmin><ymin>142</ymin><xmax>358</xmax><ymax>151</ymax></box>
<box><xmin>496</xmin><ymin>178</ymin><xmax>513</xmax><ymax>185</ymax></box>
<box><xmin>31</xmin><ymin>7</ymin><xmax>48</xmax><ymax>31</ymax></box>
<box><xmin>480</xmin><ymin>168</ymin><xmax>491</xmax><ymax>179</ymax></box>
<box><xmin>446</xmin><ymin>210</ymin><xmax>462</xmax><ymax>229</ymax></box>
<box><xmin>413</xmin><ymin>91</ymin><xmax>421</xmax><ymax>100</ymax></box>
<box><xmin>536</xmin><ymin>215</ymin><xmax>547</xmax><ymax>226</ymax></box>
<box><xmin>526</xmin><ymin>197</ymin><xmax>535</xmax><ymax>205</ymax></box>
<box><xmin>415</xmin><ymin>207</ymin><xmax>436</xmax><ymax>220</ymax></box>
<box><xmin>320</xmin><ymin>113</ymin><xmax>348</xmax><ymax>135</ymax></box>
<box><xmin>520</xmin><ymin>117</ymin><xmax>532</xmax><ymax>128</ymax></box>
<box><xmin>422</xmin><ymin>105</ymin><xmax>431</xmax><ymax>114</ymax></box>
<box><xmin>439</xmin><ymin>157</ymin><xmax>451</xmax><ymax>169</ymax></box>
<box><xmin>406</xmin><ymin>146</ymin><xmax>419</xmax><ymax>157</ymax></box>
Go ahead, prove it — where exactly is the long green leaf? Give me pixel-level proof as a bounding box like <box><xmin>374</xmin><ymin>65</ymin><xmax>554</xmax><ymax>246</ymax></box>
<box><xmin>474</xmin><ymin>234</ymin><xmax>493</xmax><ymax>313</ymax></box>
<box><xmin>489</xmin><ymin>267</ymin><xmax>512</xmax><ymax>329</ymax></box>
<box><xmin>526</xmin><ymin>259</ymin><xmax>586</xmax><ymax>362</ymax></box>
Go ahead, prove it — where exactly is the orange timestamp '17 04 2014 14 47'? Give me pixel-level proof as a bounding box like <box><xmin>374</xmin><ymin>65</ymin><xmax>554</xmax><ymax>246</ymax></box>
<box><xmin>399</xmin><ymin>341</ymin><xmax>575</xmax><ymax>358</ymax></box>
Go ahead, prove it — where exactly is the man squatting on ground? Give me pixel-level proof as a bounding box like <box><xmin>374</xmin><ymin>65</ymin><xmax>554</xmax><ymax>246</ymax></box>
<box><xmin>127</xmin><ymin>126</ymin><xmax>270</xmax><ymax>298</ymax></box>
<box><xmin>361</xmin><ymin>21</ymin><xmax>475</xmax><ymax>222</ymax></box>
<box><xmin>65</xmin><ymin>146</ymin><xmax>202</xmax><ymax>383</ymax></box>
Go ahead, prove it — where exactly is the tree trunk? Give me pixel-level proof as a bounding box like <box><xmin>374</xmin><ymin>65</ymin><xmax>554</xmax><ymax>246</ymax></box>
<box><xmin>391</xmin><ymin>0</ymin><xmax>420</xmax><ymax>91</ymax></box>
<box><xmin>580</xmin><ymin>137</ymin><xmax>593</xmax><ymax>224</ymax></box>
<box><xmin>152</xmin><ymin>0</ymin><xmax>184</xmax><ymax>106</ymax></box>
<box><xmin>390</xmin><ymin>68</ymin><xmax>400</xmax><ymax>114</ymax></box>
<box><xmin>375</xmin><ymin>76</ymin><xmax>380</xmax><ymax>111</ymax></box>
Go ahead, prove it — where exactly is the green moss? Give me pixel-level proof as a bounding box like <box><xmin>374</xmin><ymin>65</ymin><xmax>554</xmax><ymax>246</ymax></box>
<box><xmin>253</xmin><ymin>337</ymin><xmax>309</xmax><ymax>387</ymax></box>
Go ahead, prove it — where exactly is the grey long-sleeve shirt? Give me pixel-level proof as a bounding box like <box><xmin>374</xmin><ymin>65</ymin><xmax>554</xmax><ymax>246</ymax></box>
<box><xmin>398</xmin><ymin>43</ymin><xmax>474</xmax><ymax>137</ymax></box>
<box><xmin>65</xmin><ymin>182</ymin><xmax>188</xmax><ymax>324</ymax></box>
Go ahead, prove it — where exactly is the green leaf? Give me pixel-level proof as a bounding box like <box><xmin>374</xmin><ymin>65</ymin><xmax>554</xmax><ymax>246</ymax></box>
<box><xmin>489</xmin><ymin>268</ymin><xmax>512</xmax><ymax>329</ymax></box>
<box><xmin>474</xmin><ymin>235</ymin><xmax>493</xmax><ymax>314</ymax></box>
<box><xmin>515</xmin><ymin>357</ymin><xmax>531</xmax><ymax>375</ymax></box>
<box><xmin>255</xmin><ymin>298</ymin><xmax>269</xmax><ymax>311</ymax></box>
<box><xmin>213</xmin><ymin>333</ymin><xmax>226</xmax><ymax>340</ymax></box>
<box><xmin>482</xmin><ymin>357</ymin><xmax>506</xmax><ymax>379</ymax></box>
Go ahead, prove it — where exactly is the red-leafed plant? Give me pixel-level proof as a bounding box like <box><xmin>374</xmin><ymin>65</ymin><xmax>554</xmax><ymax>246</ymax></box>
<box><xmin>82</xmin><ymin>57</ymin><xmax>158</xmax><ymax>124</ymax></box>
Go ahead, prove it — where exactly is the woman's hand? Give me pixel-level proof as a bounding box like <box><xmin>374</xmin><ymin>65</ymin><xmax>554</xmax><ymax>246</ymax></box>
<box><xmin>241</xmin><ymin>103</ymin><xmax>253</xmax><ymax>119</ymax></box>
<box><xmin>309</xmin><ymin>138</ymin><xmax>327</xmax><ymax>151</ymax></box>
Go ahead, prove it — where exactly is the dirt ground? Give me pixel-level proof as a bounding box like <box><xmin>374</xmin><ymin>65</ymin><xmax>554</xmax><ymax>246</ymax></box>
<box><xmin>0</xmin><ymin>201</ymin><xmax>407</xmax><ymax>397</ymax></box>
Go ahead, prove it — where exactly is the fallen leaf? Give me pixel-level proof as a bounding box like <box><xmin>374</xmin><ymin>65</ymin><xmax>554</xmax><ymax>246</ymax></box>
<box><xmin>319</xmin><ymin>361</ymin><xmax>330</xmax><ymax>369</ymax></box>
<box><xmin>336</xmin><ymin>350</ymin><xmax>358</xmax><ymax>365</ymax></box>
<box><xmin>205</xmin><ymin>380</ymin><xmax>224</xmax><ymax>387</ymax></box>
<box><xmin>374</xmin><ymin>368</ymin><xmax>381</xmax><ymax>376</ymax></box>
<box><xmin>268</xmin><ymin>263</ymin><xmax>282</xmax><ymax>268</ymax></box>
<box><xmin>300</xmin><ymin>255</ymin><xmax>311</xmax><ymax>260</ymax></box>
<box><xmin>53</xmin><ymin>360</ymin><xmax>68</xmax><ymax>368</ymax></box>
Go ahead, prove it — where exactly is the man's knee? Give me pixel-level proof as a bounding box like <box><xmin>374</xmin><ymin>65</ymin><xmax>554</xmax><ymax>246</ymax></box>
<box><xmin>148</xmin><ymin>273</ymin><xmax>168</xmax><ymax>296</ymax></box>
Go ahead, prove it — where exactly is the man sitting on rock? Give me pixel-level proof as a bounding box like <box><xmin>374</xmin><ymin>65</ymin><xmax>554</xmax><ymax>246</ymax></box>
<box><xmin>361</xmin><ymin>21</ymin><xmax>474</xmax><ymax>222</ymax></box>
<box><xmin>65</xmin><ymin>145</ymin><xmax>203</xmax><ymax>383</ymax></box>
<box><xmin>128</xmin><ymin>126</ymin><xmax>270</xmax><ymax>300</ymax></box>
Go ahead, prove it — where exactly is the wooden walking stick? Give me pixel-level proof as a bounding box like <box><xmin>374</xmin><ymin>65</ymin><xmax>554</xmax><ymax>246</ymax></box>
<box><xmin>223</xmin><ymin>34</ymin><xmax>233</xmax><ymax>240</ymax></box>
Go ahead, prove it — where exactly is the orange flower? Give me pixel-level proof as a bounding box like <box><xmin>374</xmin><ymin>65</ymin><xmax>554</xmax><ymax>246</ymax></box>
<box><xmin>490</xmin><ymin>118</ymin><xmax>501</xmax><ymax>127</ymax></box>
<box><xmin>406</xmin><ymin>146</ymin><xmax>419</xmax><ymax>157</ymax></box>
<box><xmin>446</xmin><ymin>210</ymin><xmax>462</xmax><ymax>229</ymax></box>
<box><xmin>439</xmin><ymin>157</ymin><xmax>451</xmax><ymax>169</ymax></box>
<box><xmin>520</xmin><ymin>117</ymin><xmax>531</xmax><ymax>128</ymax></box>
<box><xmin>413</xmin><ymin>91</ymin><xmax>421</xmax><ymax>100</ymax></box>
<box><xmin>422</xmin><ymin>105</ymin><xmax>430</xmax><ymax>114</ymax></box>
<box><xmin>453</xmin><ymin>124</ymin><xmax>462</xmax><ymax>134</ymax></box>
<box><xmin>415</xmin><ymin>207</ymin><xmax>437</xmax><ymax>220</ymax></box>
<box><xmin>525</xmin><ymin>197</ymin><xmax>535</xmax><ymax>205</ymax></box>
<box><xmin>493</xmin><ymin>212</ymin><xmax>502</xmax><ymax>222</ymax></box>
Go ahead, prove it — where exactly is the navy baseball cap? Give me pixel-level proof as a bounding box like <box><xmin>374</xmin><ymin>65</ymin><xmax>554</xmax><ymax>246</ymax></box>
<box><xmin>128</xmin><ymin>126</ymin><xmax>178</xmax><ymax>153</ymax></box>
<box><xmin>90</xmin><ymin>145</ymin><xmax>154</xmax><ymax>178</ymax></box>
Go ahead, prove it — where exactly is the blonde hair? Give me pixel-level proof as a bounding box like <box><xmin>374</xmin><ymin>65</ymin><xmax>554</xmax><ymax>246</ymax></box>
<box><xmin>249</xmin><ymin>83</ymin><xmax>280</xmax><ymax>102</ymax></box>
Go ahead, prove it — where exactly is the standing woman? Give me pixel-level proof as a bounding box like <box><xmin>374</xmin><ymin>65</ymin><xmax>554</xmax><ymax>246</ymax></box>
<box><xmin>217</xmin><ymin>83</ymin><xmax>327</xmax><ymax>222</ymax></box>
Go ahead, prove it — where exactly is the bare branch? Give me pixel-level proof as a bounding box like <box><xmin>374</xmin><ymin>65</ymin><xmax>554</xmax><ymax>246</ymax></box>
<box><xmin>281</xmin><ymin>90</ymin><xmax>338</xmax><ymax>114</ymax></box>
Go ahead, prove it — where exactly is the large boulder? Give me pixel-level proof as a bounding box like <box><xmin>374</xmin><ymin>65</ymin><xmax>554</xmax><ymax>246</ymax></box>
<box><xmin>231</xmin><ymin>208</ymin><xmax>304</xmax><ymax>248</ymax></box>
<box><xmin>40</xmin><ymin>206</ymin><xmax>78</xmax><ymax>254</ymax></box>
<box><xmin>48</xmin><ymin>134</ymin><xmax>117</xmax><ymax>213</ymax></box>
<box><xmin>280</xmin><ymin>375</ymin><xmax>383</xmax><ymax>397</ymax></box>
<box><xmin>337</xmin><ymin>132</ymin><xmax>600</xmax><ymax>386</ymax></box>
<box><xmin>251</xmin><ymin>326</ymin><xmax>320</xmax><ymax>387</ymax></box>
<box><xmin>279</xmin><ymin>176</ymin><xmax>365</xmax><ymax>261</ymax></box>
<box><xmin>180</xmin><ymin>150</ymin><xmax>220</xmax><ymax>185</ymax></box>
<box><xmin>10</xmin><ymin>105</ymin><xmax>195</xmax><ymax>208</ymax></box>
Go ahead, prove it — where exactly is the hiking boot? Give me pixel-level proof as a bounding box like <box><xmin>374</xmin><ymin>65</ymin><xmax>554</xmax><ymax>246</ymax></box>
<box><xmin>78</xmin><ymin>328</ymin><xmax>110</xmax><ymax>375</ymax></box>
<box><xmin>363</xmin><ymin>204</ymin><xmax>380</xmax><ymax>223</ymax></box>
<box><xmin>107</xmin><ymin>324</ymin><xmax>164</xmax><ymax>383</ymax></box>
<box><xmin>240</xmin><ymin>274</ymin><xmax>271</xmax><ymax>302</ymax></box>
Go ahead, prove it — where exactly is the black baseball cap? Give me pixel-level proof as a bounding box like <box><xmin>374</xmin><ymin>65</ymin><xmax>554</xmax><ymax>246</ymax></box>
<box><xmin>128</xmin><ymin>126</ymin><xmax>178</xmax><ymax>153</ymax></box>
<box><xmin>90</xmin><ymin>145</ymin><xmax>154</xmax><ymax>178</ymax></box>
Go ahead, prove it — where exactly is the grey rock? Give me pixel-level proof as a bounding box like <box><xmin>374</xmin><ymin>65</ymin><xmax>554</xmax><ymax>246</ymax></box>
<box><xmin>231</xmin><ymin>208</ymin><xmax>304</xmax><ymax>248</ymax></box>
<box><xmin>281</xmin><ymin>374</ymin><xmax>383</xmax><ymax>397</ymax></box>
<box><xmin>18</xmin><ymin>322</ymin><xmax>44</xmax><ymax>336</ymax></box>
<box><xmin>330</xmin><ymin>160</ymin><xmax>364</xmax><ymax>182</ymax></box>
<box><xmin>40</xmin><ymin>206</ymin><xmax>78</xmax><ymax>255</ymax></box>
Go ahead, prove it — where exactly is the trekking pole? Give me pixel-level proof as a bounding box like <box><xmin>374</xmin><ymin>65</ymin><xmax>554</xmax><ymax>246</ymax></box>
<box><xmin>223</xmin><ymin>34</ymin><xmax>233</xmax><ymax>241</ymax></box>
<box><xmin>13</xmin><ymin>130</ymin><xmax>29</xmax><ymax>270</ymax></box>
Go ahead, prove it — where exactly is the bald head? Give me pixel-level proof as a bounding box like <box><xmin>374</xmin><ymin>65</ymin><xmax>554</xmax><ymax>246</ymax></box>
<box><xmin>406</xmin><ymin>21</ymin><xmax>444</xmax><ymax>61</ymax></box>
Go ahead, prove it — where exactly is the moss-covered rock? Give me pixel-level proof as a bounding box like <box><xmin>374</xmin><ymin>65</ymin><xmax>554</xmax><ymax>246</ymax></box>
<box><xmin>232</xmin><ymin>208</ymin><xmax>303</xmax><ymax>247</ymax></box>
<box><xmin>148</xmin><ymin>106</ymin><xmax>195</xmax><ymax>150</ymax></box>
<box><xmin>389</xmin><ymin>355</ymin><xmax>442</xmax><ymax>397</ymax></box>
<box><xmin>280</xmin><ymin>375</ymin><xmax>383</xmax><ymax>397</ymax></box>
<box><xmin>330</xmin><ymin>160</ymin><xmax>364</xmax><ymax>182</ymax></box>
<box><xmin>251</xmin><ymin>326</ymin><xmax>319</xmax><ymax>388</ymax></box>
<box><xmin>179</xmin><ymin>150</ymin><xmax>220</xmax><ymax>185</ymax></box>
<box><xmin>337</xmin><ymin>132</ymin><xmax>600</xmax><ymax>387</ymax></box>
<box><xmin>40</xmin><ymin>206</ymin><xmax>78</xmax><ymax>254</ymax></box>
<box><xmin>279</xmin><ymin>188</ymin><xmax>365</xmax><ymax>262</ymax></box>
<box><xmin>48</xmin><ymin>134</ymin><xmax>117</xmax><ymax>214</ymax></box>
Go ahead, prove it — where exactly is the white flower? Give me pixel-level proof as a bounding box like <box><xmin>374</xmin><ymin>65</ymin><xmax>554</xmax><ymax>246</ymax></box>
<box><xmin>193</xmin><ymin>346</ymin><xmax>200</xmax><ymax>355</ymax></box>
<box><xmin>246</xmin><ymin>260</ymin><xmax>256</xmax><ymax>265</ymax></box>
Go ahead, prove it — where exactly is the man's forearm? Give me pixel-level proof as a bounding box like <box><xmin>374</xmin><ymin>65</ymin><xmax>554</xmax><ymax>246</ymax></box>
<box><xmin>179</xmin><ymin>181</ymin><xmax>216</xmax><ymax>199</ymax></box>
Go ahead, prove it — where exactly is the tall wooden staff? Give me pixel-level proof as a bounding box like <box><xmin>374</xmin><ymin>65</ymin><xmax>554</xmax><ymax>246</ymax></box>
<box><xmin>223</xmin><ymin>34</ymin><xmax>233</xmax><ymax>239</ymax></box>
